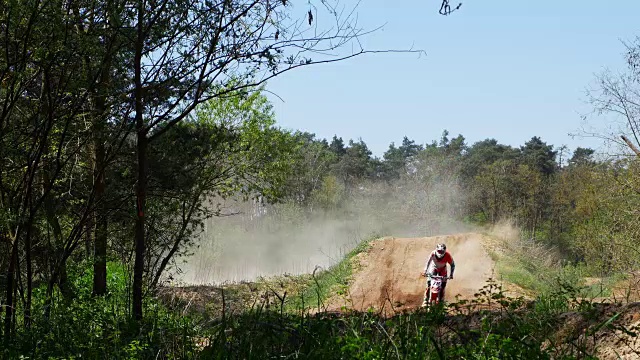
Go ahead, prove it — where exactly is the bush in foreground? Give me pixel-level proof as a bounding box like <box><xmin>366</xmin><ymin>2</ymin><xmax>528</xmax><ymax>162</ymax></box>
<box><xmin>5</xmin><ymin>260</ymin><xmax>634</xmax><ymax>359</ymax></box>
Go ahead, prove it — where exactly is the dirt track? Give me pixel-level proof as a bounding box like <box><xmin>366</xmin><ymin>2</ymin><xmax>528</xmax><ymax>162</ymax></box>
<box><xmin>327</xmin><ymin>233</ymin><xmax>495</xmax><ymax>315</ymax></box>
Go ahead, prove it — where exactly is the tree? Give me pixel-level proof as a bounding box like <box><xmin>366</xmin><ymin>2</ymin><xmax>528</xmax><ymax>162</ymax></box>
<box><xmin>422</xmin><ymin>130</ymin><xmax>465</xmax><ymax>157</ymax></box>
<box><xmin>567</xmin><ymin>159</ymin><xmax>640</xmax><ymax>273</ymax></box>
<box><xmin>141</xmin><ymin>89</ymin><xmax>297</xmax><ymax>288</ymax></box>
<box><xmin>399</xmin><ymin>136</ymin><xmax>424</xmax><ymax>160</ymax></box>
<box><xmin>329</xmin><ymin>136</ymin><xmax>347</xmax><ymax>157</ymax></box>
<box><xmin>0</xmin><ymin>0</ymin><xmax>460</xmax><ymax>340</ymax></box>
<box><xmin>587</xmin><ymin>37</ymin><xmax>640</xmax><ymax>158</ymax></box>
<box><xmin>381</xmin><ymin>143</ymin><xmax>405</xmax><ymax>180</ymax></box>
<box><xmin>0</xmin><ymin>0</ymin><xmax>119</xmax><ymax>333</ymax></box>
<box><xmin>68</xmin><ymin>0</ymin><xmax>133</xmax><ymax>298</ymax></box>
<box><xmin>278</xmin><ymin>132</ymin><xmax>338</xmax><ymax>206</ymax></box>
<box><xmin>120</xmin><ymin>0</ymin><xmax>409</xmax><ymax>320</ymax></box>
<box><xmin>311</xmin><ymin>175</ymin><xmax>345</xmax><ymax>211</ymax></box>
<box><xmin>445</xmin><ymin>134</ymin><xmax>466</xmax><ymax>156</ymax></box>
<box><xmin>569</xmin><ymin>147</ymin><xmax>596</xmax><ymax>167</ymax></box>
<box><xmin>582</xmin><ymin>38</ymin><xmax>640</xmax><ymax>272</ymax></box>
<box><xmin>520</xmin><ymin>136</ymin><xmax>557</xmax><ymax>176</ymax></box>
<box><xmin>471</xmin><ymin>160</ymin><xmax>517</xmax><ymax>224</ymax></box>
<box><xmin>379</xmin><ymin>136</ymin><xmax>424</xmax><ymax>180</ymax></box>
<box><xmin>333</xmin><ymin>139</ymin><xmax>374</xmax><ymax>183</ymax></box>
<box><xmin>461</xmin><ymin>138</ymin><xmax>519</xmax><ymax>182</ymax></box>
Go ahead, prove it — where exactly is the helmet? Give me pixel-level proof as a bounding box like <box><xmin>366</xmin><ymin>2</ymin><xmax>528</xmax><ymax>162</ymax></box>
<box><xmin>435</xmin><ymin>243</ymin><xmax>446</xmax><ymax>260</ymax></box>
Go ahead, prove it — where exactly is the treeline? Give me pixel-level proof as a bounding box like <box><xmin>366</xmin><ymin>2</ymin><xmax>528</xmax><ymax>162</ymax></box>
<box><xmin>279</xmin><ymin>130</ymin><xmax>640</xmax><ymax>275</ymax></box>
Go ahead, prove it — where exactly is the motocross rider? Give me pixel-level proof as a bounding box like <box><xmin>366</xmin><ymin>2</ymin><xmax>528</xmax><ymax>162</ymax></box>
<box><xmin>421</xmin><ymin>243</ymin><xmax>455</xmax><ymax>305</ymax></box>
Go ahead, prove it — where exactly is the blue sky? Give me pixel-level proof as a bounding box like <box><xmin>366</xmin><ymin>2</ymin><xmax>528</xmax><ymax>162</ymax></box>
<box><xmin>265</xmin><ymin>0</ymin><xmax>640</xmax><ymax>158</ymax></box>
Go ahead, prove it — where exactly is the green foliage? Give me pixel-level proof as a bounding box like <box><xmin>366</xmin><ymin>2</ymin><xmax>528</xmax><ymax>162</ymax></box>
<box><xmin>187</xmin><ymin>88</ymin><xmax>299</xmax><ymax>202</ymax></box>
<box><xmin>460</xmin><ymin>138</ymin><xmax>520</xmax><ymax>182</ymax></box>
<box><xmin>109</xmin><ymin>88</ymin><xmax>302</xmax><ymax>287</ymax></box>
<box><xmin>565</xmin><ymin>159</ymin><xmax>640</xmax><ymax>274</ymax></box>
<box><xmin>520</xmin><ymin>136</ymin><xmax>558</xmax><ymax>177</ymax></box>
<box><xmin>4</xmin><ymin>262</ymin><xmax>200</xmax><ymax>359</ymax></box>
<box><xmin>188</xmin><ymin>280</ymin><xmax>609</xmax><ymax>359</ymax></box>
<box><xmin>492</xmin><ymin>231</ymin><xmax>620</xmax><ymax>300</ymax></box>
<box><xmin>569</xmin><ymin>147</ymin><xmax>596</xmax><ymax>167</ymax></box>
<box><xmin>332</xmin><ymin>139</ymin><xmax>376</xmax><ymax>183</ymax></box>
<box><xmin>282</xmin><ymin>131</ymin><xmax>339</xmax><ymax>206</ymax></box>
<box><xmin>1</xmin><ymin>1</ymin><xmax>640</xmax><ymax>352</ymax></box>
<box><xmin>4</xmin><ymin>234</ymin><xmax>628</xmax><ymax>360</ymax></box>
<box><xmin>1</xmin><ymin>0</ymin><xmax>379</xmax><ymax>342</ymax></box>
<box><xmin>466</xmin><ymin>211</ymin><xmax>489</xmax><ymax>225</ymax></box>
<box><xmin>380</xmin><ymin>136</ymin><xmax>425</xmax><ymax>180</ymax></box>
<box><xmin>310</xmin><ymin>175</ymin><xmax>345</xmax><ymax>211</ymax></box>
<box><xmin>278</xmin><ymin>130</ymin><xmax>579</xmax><ymax>235</ymax></box>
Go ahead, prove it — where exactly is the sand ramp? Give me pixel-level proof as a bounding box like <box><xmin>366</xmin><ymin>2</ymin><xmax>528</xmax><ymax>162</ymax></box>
<box><xmin>328</xmin><ymin>233</ymin><xmax>495</xmax><ymax>315</ymax></box>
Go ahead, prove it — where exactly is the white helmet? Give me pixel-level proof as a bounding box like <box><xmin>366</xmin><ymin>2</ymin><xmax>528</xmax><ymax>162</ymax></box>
<box><xmin>435</xmin><ymin>243</ymin><xmax>446</xmax><ymax>259</ymax></box>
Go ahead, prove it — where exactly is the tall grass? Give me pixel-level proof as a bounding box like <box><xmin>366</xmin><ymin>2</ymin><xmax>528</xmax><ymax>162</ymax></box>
<box><xmin>6</xmin><ymin>259</ymin><xmax>635</xmax><ymax>359</ymax></box>
<box><xmin>191</xmin><ymin>279</ymin><xmax>623</xmax><ymax>359</ymax></box>
<box><xmin>7</xmin><ymin>227</ymin><xmax>637</xmax><ymax>359</ymax></box>
<box><xmin>3</xmin><ymin>261</ymin><xmax>202</xmax><ymax>359</ymax></box>
<box><xmin>486</xmin><ymin>221</ymin><xmax>622</xmax><ymax>300</ymax></box>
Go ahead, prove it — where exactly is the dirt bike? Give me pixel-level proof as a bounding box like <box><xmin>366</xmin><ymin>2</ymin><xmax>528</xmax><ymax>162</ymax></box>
<box><xmin>422</xmin><ymin>274</ymin><xmax>448</xmax><ymax>306</ymax></box>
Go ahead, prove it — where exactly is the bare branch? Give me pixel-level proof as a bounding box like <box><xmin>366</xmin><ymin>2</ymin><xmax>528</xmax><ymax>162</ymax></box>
<box><xmin>440</xmin><ymin>0</ymin><xmax>462</xmax><ymax>16</ymax></box>
<box><xmin>621</xmin><ymin>135</ymin><xmax>640</xmax><ymax>157</ymax></box>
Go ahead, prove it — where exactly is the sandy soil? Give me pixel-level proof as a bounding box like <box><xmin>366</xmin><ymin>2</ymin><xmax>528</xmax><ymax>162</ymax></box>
<box><xmin>326</xmin><ymin>233</ymin><xmax>495</xmax><ymax>315</ymax></box>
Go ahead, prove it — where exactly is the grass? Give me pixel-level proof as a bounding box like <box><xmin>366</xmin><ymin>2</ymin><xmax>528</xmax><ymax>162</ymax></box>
<box><xmin>485</xmin><ymin>227</ymin><xmax>625</xmax><ymax>303</ymax></box>
<box><xmin>17</xmin><ymin>277</ymin><xmax>627</xmax><ymax>359</ymax></box>
<box><xmin>176</xmin><ymin>231</ymin><xmax>633</xmax><ymax>359</ymax></box>
<box><xmin>495</xmin><ymin>251</ymin><xmax>626</xmax><ymax>301</ymax></box>
<box><xmin>3</xmin><ymin>261</ymin><xmax>202</xmax><ymax>359</ymax></box>
<box><xmin>496</xmin><ymin>256</ymin><xmax>543</xmax><ymax>293</ymax></box>
<box><xmin>7</xmin><ymin>234</ymin><xmax>639</xmax><ymax>359</ymax></box>
<box><xmin>283</xmin><ymin>232</ymin><xmax>379</xmax><ymax>311</ymax></box>
<box><xmin>190</xmin><ymin>279</ymin><xmax>629</xmax><ymax>360</ymax></box>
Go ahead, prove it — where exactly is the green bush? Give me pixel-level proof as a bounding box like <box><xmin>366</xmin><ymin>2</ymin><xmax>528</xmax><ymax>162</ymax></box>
<box><xmin>3</xmin><ymin>262</ymin><xmax>201</xmax><ymax>359</ymax></box>
<box><xmin>190</xmin><ymin>280</ymin><xmax>603</xmax><ymax>359</ymax></box>
<box><xmin>3</xmin><ymin>240</ymin><xmax>621</xmax><ymax>359</ymax></box>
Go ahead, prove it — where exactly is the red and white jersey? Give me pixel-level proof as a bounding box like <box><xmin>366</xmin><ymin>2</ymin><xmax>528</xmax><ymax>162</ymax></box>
<box><xmin>424</xmin><ymin>250</ymin><xmax>454</xmax><ymax>275</ymax></box>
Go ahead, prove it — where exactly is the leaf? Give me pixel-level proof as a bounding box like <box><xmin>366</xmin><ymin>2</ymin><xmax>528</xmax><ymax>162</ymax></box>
<box><xmin>586</xmin><ymin>312</ymin><xmax>621</xmax><ymax>337</ymax></box>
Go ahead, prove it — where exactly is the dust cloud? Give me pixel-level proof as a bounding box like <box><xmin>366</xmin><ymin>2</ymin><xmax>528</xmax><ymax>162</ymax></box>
<box><xmin>177</xmin><ymin>176</ymin><xmax>477</xmax><ymax>285</ymax></box>
<box><xmin>444</xmin><ymin>233</ymin><xmax>496</xmax><ymax>295</ymax></box>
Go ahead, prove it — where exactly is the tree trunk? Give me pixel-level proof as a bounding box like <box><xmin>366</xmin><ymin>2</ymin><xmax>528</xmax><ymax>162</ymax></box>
<box><xmin>58</xmin><ymin>259</ymin><xmax>74</xmax><ymax>302</ymax></box>
<box><xmin>24</xmin><ymin>222</ymin><xmax>33</xmax><ymax>329</ymax></box>
<box><xmin>85</xmin><ymin>211</ymin><xmax>93</xmax><ymax>259</ymax></box>
<box><xmin>92</xmin><ymin>137</ymin><xmax>107</xmax><ymax>296</ymax></box>
<box><xmin>85</xmin><ymin>140</ymin><xmax>94</xmax><ymax>260</ymax></box>
<box><xmin>4</xmin><ymin>234</ymin><xmax>19</xmax><ymax>337</ymax></box>
<box><xmin>91</xmin><ymin>26</ymin><xmax>112</xmax><ymax>296</ymax></box>
<box><xmin>133</xmin><ymin>1</ymin><xmax>146</xmax><ymax>320</ymax></box>
<box><xmin>133</xmin><ymin>132</ymin><xmax>147</xmax><ymax>321</ymax></box>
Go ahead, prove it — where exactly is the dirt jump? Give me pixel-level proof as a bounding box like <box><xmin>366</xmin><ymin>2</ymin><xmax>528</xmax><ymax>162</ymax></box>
<box><xmin>326</xmin><ymin>233</ymin><xmax>495</xmax><ymax>315</ymax></box>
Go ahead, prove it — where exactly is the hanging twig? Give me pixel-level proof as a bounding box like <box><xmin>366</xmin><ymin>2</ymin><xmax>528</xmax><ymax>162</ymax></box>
<box><xmin>439</xmin><ymin>0</ymin><xmax>462</xmax><ymax>16</ymax></box>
